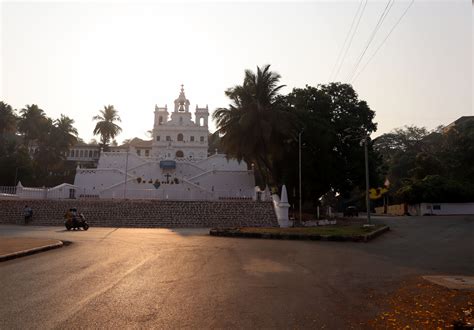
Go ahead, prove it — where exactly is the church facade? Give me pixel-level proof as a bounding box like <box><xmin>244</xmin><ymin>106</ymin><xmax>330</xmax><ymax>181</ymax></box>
<box><xmin>152</xmin><ymin>85</ymin><xmax>209</xmax><ymax>160</ymax></box>
<box><xmin>73</xmin><ymin>87</ymin><xmax>256</xmax><ymax>200</ymax></box>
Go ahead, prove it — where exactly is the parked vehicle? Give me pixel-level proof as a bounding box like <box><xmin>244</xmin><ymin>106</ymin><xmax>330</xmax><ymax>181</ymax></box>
<box><xmin>64</xmin><ymin>209</ymin><xmax>89</xmax><ymax>231</ymax></box>
<box><xmin>343</xmin><ymin>206</ymin><xmax>359</xmax><ymax>217</ymax></box>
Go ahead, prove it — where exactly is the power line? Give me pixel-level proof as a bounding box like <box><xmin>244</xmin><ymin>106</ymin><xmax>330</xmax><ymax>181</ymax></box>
<box><xmin>346</xmin><ymin>0</ymin><xmax>395</xmax><ymax>82</ymax></box>
<box><xmin>351</xmin><ymin>0</ymin><xmax>415</xmax><ymax>83</ymax></box>
<box><xmin>329</xmin><ymin>0</ymin><xmax>364</xmax><ymax>82</ymax></box>
<box><xmin>333</xmin><ymin>0</ymin><xmax>368</xmax><ymax>81</ymax></box>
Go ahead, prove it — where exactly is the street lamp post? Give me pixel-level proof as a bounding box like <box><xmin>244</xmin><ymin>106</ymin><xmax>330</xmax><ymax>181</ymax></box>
<box><xmin>123</xmin><ymin>147</ymin><xmax>130</xmax><ymax>199</ymax></box>
<box><xmin>298</xmin><ymin>130</ymin><xmax>303</xmax><ymax>226</ymax></box>
<box><xmin>364</xmin><ymin>136</ymin><xmax>371</xmax><ymax>225</ymax></box>
<box><xmin>343</xmin><ymin>129</ymin><xmax>372</xmax><ymax>225</ymax></box>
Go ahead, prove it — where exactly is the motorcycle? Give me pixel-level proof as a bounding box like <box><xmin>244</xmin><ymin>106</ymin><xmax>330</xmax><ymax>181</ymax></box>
<box><xmin>65</xmin><ymin>213</ymin><xmax>89</xmax><ymax>231</ymax></box>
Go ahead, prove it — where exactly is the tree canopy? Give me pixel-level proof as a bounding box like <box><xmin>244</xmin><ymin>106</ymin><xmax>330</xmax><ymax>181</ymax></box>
<box><xmin>374</xmin><ymin>120</ymin><xmax>474</xmax><ymax>204</ymax></box>
<box><xmin>213</xmin><ymin>65</ymin><xmax>296</xmax><ymax>186</ymax></box>
<box><xmin>0</xmin><ymin>102</ymin><xmax>79</xmax><ymax>186</ymax></box>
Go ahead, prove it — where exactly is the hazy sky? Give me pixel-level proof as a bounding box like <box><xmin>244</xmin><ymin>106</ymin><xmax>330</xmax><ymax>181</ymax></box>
<box><xmin>1</xmin><ymin>0</ymin><xmax>472</xmax><ymax>143</ymax></box>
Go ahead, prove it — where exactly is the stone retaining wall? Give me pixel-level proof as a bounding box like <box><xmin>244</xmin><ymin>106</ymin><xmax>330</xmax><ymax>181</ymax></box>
<box><xmin>0</xmin><ymin>199</ymin><xmax>278</xmax><ymax>228</ymax></box>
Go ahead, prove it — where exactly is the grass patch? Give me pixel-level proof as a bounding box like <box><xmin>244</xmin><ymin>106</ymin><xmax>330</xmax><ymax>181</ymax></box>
<box><xmin>239</xmin><ymin>224</ymin><xmax>386</xmax><ymax>237</ymax></box>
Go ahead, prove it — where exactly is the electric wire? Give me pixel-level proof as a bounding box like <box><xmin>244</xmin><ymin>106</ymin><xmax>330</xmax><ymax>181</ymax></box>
<box><xmin>346</xmin><ymin>0</ymin><xmax>395</xmax><ymax>82</ymax></box>
<box><xmin>329</xmin><ymin>0</ymin><xmax>364</xmax><ymax>82</ymax></box>
<box><xmin>333</xmin><ymin>0</ymin><xmax>368</xmax><ymax>81</ymax></box>
<box><xmin>351</xmin><ymin>0</ymin><xmax>415</xmax><ymax>83</ymax></box>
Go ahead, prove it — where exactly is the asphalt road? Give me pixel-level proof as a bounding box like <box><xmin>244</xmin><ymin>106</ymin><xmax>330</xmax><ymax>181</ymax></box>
<box><xmin>0</xmin><ymin>215</ymin><xmax>473</xmax><ymax>329</ymax></box>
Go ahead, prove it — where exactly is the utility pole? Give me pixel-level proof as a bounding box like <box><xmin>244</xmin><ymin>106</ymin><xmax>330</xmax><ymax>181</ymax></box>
<box><xmin>298</xmin><ymin>131</ymin><xmax>302</xmax><ymax>226</ymax></box>
<box><xmin>364</xmin><ymin>136</ymin><xmax>371</xmax><ymax>225</ymax></box>
<box><xmin>123</xmin><ymin>147</ymin><xmax>130</xmax><ymax>199</ymax></box>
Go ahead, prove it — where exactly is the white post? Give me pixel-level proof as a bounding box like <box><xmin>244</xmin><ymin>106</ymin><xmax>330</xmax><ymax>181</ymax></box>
<box><xmin>272</xmin><ymin>185</ymin><xmax>291</xmax><ymax>228</ymax></box>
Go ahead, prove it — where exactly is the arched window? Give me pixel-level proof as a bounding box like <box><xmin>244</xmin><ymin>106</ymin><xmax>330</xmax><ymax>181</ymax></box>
<box><xmin>156</xmin><ymin>135</ymin><xmax>160</xmax><ymax>141</ymax></box>
<box><xmin>190</xmin><ymin>136</ymin><xmax>194</xmax><ymax>142</ymax></box>
<box><xmin>159</xmin><ymin>116</ymin><xmax>163</xmax><ymax>125</ymax></box>
<box><xmin>177</xmin><ymin>133</ymin><xmax>184</xmax><ymax>141</ymax></box>
<box><xmin>179</xmin><ymin>117</ymin><xmax>183</xmax><ymax>125</ymax></box>
<box><xmin>176</xmin><ymin>150</ymin><xmax>184</xmax><ymax>158</ymax></box>
<box><xmin>199</xmin><ymin>117</ymin><xmax>205</xmax><ymax>126</ymax></box>
<box><xmin>200</xmin><ymin>136</ymin><xmax>204</xmax><ymax>142</ymax></box>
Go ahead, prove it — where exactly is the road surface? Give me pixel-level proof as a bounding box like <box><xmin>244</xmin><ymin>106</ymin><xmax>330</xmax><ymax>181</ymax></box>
<box><xmin>0</xmin><ymin>215</ymin><xmax>472</xmax><ymax>328</ymax></box>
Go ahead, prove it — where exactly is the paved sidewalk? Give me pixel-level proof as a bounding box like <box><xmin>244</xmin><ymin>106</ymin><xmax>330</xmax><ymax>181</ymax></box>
<box><xmin>0</xmin><ymin>237</ymin><xmax>63</xmax><ymax>261</ymax></box>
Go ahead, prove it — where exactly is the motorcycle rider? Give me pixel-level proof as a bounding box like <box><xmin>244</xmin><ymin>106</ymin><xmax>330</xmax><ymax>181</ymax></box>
<box><xmin>64</xmin><ymin>208</ymin><xmax>79</xmax><ymax>229</ymax></box>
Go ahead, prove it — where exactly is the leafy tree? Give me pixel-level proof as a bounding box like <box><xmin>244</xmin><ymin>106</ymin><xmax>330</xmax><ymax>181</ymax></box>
<box><xmin>208</xmin><ymin>132</ymin><xmax>224</xmax><ymax>155</ymax></box>
<box><xmin>93</xmin><ymin>105</ymin><xmax>122</xmax><ymax>150</ymax></box>
<box><xmin>375</xmin><ymin>119</ymin><xmax>474</xmax><ymax>204</ymax></box>
<box><xmin>277</xmin><ymin>83</ymin><xmax>378</xmax><ymax>207</ymax></box>
<box><xmin>213</xmin><ymin>64</ymin><xmax>296</xmax><ymax>186</ymax></box>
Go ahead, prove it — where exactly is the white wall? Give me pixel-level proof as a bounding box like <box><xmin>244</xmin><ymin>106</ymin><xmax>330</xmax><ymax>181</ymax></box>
<box><xmin>418</xmin><ymin>203</ymin><xmax>474</xmax><ymax>215</ymax></box>
<box><xmin>197</xmin><ymin>154</ymin><xmax>248</xmax><ymax>171</ymax></box>
<box><xmin>98</xmin><ymin>152</ymin><xmax>147</xmax><ymax>170</ymax></box>
<box><xmin>191</xmin><ymin>170</ymin><xmax>255</xmax><ymax>198</ymax></box>
<box><xmin>74</xmin><ymin>168</ymin><xmax>130</xmax><ymax>192</ymax></box>
<box><xmin>100</xmin><ymin>180</ymin><xmax>212</xmax><ymax>200</ymax></box>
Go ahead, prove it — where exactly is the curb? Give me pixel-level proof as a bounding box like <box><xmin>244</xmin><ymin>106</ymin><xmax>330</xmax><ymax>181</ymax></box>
<box><xmin>0</xmin><ymin>241</ymin><xmax>64</xmax><ymax>262</ymax></box>
<box><xmin>209</xmin><ymin>226</ymin><xmax>390</xmax><ymax>242</ymax></box>
<box><xmin>362</xmin><ymin>225</ymin><xmax>390</xmax><ymax>242</ymax></box>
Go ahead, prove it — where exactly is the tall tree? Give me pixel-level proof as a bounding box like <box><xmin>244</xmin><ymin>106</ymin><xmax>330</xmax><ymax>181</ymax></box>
<box><xmin>92</xmin><ymin>105</ymin><xmax>122</xmax><ymax>150</ymax></box>
<box><xmin>276</xmin><ymin>83</ymin><xmax>378</xmax><ymax>206</ymax></box>
<box><xmin>54</xmin><ymin>114</ymin><xmax>78</xmax><ymax>153</ymax></box>
<box><xmin>0</xmin><ymin>101</ymin><xmax>17</xmax><ymax>138</ymax></box>
<box><xmin>213</xmin><ymin>64</ymin><xmax>296</xmax><ymax>186</ymax></box>
<box><xmin>18</xmin><ymin>104</ymin><xmax>49</xmax><ymax>145</ymax></box>
<box><xmin>374</xmin><ymin>120</ymin><xmax>474</xmax><ymax>204</ymax></box>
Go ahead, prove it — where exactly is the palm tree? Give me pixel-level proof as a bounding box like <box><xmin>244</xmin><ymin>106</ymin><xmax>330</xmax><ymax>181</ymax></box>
<box><xmin>0</xmin><ymin>102</ymin><xmax>17</xmax><ymax>137</ymax></box>
<box><xmin>213</xmin><ymin>64</ymin><xmax>296</xmax><ymax>187</ymax></box>
<box><xmin>92</xmin><ymin>105</ymin><xmax>122</xmax><ymax>150</ymax></box>
<box><xmin>18</xmin><ymin>104</ymin><xmax>49</xmax><ymax>145</ymax></box>
<box><xmin>54</xmin><ymin>114</ymin><xmax>79</xmax><ymax>153</ymax></box>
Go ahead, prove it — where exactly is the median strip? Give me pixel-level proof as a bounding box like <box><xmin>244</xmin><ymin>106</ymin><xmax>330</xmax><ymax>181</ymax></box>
<box><xmin>210</xmin><ymin>224</ymin><xmax>390</xmax><ymax>242</ymax></box>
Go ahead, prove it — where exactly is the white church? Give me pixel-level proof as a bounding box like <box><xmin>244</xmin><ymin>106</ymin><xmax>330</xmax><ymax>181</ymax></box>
<box><xmin>73</xmin><ymin>86</ymin><xmax>257</xmax><ymax>200</ymax></box>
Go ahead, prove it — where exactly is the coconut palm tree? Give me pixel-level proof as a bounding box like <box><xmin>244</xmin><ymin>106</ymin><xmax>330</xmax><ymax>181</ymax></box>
<box><xmin>92</xmin><ymin>105</ymin><xmax>122</xmax><ymax>150</ymax></box>
<box><xmin>53</xmin><ymin>114</ymin><xmax>78</xmax><ymax>153</ymax></box>
<box><xmin>213</xmin><ymin>64</ymin><xmax>296</xmax><ymax>187</ymax></box>
<box><xmin>18</xmin><ymin>104</ymin><xmax>49</xmax><ymax>145</ymax></box>
<box><xmin>0</xmin><ymin>102</ymin><xmax>17</xmax><ymax>137</ymax></box>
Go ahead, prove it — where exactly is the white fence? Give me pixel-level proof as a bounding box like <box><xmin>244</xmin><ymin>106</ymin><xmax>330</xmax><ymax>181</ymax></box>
<box><xmin>0</xmin><ymin>185</ymin><xmax>81</xmax><ymax>200</ymax></box>
<box><xmin>0</xmin><ymin>185</ymin><xmax>257</xmax><ymax>201</ymax></box>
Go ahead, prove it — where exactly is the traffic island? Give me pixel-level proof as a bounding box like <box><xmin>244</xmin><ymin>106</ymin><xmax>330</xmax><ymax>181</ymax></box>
<box><xmin>0</xmin><ymin>237</ymin><xmax>64</xmax><ymax>262</ymax></box>
<box><xmin>210</xmin><ymin>224</ymin><xmax>389</xmax><ymax>242</ymax></box>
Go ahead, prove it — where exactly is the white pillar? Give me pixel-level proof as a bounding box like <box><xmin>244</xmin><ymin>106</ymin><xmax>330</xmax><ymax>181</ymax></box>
<box><xmin>272</xmin><ymin>185</ymin><xmax>291</xmax><ymax>227</ymax></box>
